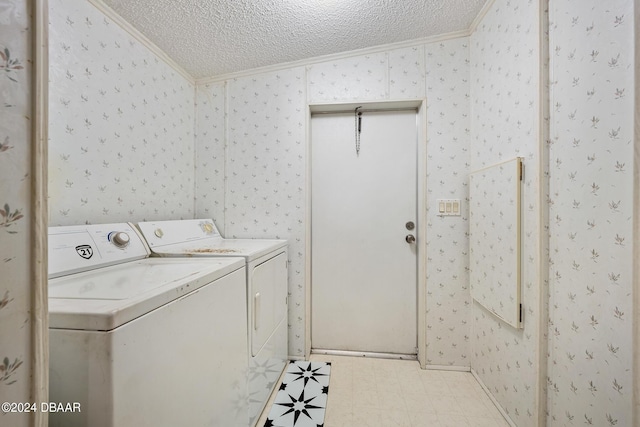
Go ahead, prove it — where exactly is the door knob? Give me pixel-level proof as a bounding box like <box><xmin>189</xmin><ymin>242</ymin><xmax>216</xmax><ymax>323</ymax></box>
<box><xmin>405</xmin><ymin>234</ymin><xmax>416</xmax><ymax>244</ymax></box>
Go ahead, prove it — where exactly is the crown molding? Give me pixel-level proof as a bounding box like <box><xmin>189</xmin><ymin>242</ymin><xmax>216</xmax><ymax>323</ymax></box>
<box><xmin>196</xmin><ymin>29</ymin><xmax>470</xmax><ymax>85</ymax></box>
<box><xmin>87</xmin><ymin>0</ymin><xmax>196</xmax><ymax>85</ymax></box>
<box><xmin>85</xmin><ymin>0</ymin><xmax>496</xmax><ymax>87</ymax></box>
<box><xmin>469</xmin><ymin>0</ymin><xmax>496</xmax><ymax>33</ymax></box>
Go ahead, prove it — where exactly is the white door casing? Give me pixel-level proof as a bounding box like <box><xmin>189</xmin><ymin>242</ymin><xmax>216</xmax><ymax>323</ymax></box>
<box><xmin>311</xmin><ymin>109</ymin><xmax>419</xmax><ymax>355</ymax></box>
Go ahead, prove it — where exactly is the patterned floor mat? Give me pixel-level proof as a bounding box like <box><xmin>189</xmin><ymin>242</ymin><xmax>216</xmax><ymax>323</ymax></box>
<box><xmin>263</xmin><ymin>361</ymin><xmax>331</xmax><ymax>427</ymax></box>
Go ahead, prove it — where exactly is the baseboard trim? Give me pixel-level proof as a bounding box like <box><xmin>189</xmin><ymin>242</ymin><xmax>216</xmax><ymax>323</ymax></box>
<box><xmin>470</xmin><ymin>368</ymin><xmax>517</xmax><ymax>427</ymax></box>
<box><xmin>310</xmin><ymin>348</ymin><xmax>417</xmax><ymax>361</ymax></box>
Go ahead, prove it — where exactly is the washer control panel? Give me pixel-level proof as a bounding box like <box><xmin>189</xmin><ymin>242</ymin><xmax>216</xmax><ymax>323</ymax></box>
<box><xmin>108</xmin><ymin>231</ymin><xmax>131</xmax><ymax>248</ymax></box>
<box><xmin>48</xmin><ymin>223</ymin><xmax>150</xmax><ymax>278</ymax></box>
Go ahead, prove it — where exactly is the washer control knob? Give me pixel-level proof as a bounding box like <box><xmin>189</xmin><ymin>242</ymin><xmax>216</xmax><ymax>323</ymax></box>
<box><xmin>109</xmin><ymin>231</ymin><xmax>130</xmax><ymax>248</ymax></box>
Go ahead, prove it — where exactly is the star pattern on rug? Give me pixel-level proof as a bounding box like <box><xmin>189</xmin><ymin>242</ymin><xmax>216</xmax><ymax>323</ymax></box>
<box><xmin>263</xmin><ymin>361</ymin><xmax>331</xmax><ymax>427</ymax></box>
<box><xmin>288</xmin><ymin>362</ymin><xmax>330</xmax><ymax>388</ymax></box>
<box><xmin>269</xmin><ymin>388</ymin><xmax>324</xmax><ymax>426</ymax></box>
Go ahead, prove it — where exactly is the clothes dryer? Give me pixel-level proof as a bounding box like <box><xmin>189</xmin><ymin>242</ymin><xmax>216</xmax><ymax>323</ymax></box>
<box><xmin>136</xmin><ymin>219</ymin><xmax>288</xmax><ymax>426</ymax></box>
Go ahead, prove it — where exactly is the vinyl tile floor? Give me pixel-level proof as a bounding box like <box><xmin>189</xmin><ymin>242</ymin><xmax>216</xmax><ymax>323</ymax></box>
<box><xmin>257</xmin><ymin>354</ymin><xmax>511</xmax><ymax>427</ymax></box>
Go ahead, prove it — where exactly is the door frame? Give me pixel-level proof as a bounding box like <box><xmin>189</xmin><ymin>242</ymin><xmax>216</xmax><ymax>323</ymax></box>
<box><xmin>34</xmin><ymin>1</ymin><xmax>50</xmax><ymax>425</ymax></box>
<box><xmin>304</xmin><ymin>99</ymin><xmax>428</xmax><ymax>368</ymax></box>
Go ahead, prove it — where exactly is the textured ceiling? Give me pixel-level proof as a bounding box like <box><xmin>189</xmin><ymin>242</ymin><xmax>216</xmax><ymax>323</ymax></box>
<box><xmin>101</xmin><ymin>0</ymin><xmax>487</xmax><ymax>79</ymax></box>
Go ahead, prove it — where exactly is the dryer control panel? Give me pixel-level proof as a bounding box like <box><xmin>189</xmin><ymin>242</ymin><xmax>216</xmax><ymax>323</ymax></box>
<box><xmin>136</xmin><ymin>218</ymin><xmax>223</xmax><ymax>248</ymax></box>
<box><xmin>48</xmin><ymin>223</ymin><xmax>150</xmax><ymax>278</ymax></box>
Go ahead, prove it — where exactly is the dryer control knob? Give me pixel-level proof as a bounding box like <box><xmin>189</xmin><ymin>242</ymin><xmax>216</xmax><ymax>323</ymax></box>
<box><xmin>109</xmin><ymin>231</ymin><xmax>130</xmax><ymax>248</ymax></box>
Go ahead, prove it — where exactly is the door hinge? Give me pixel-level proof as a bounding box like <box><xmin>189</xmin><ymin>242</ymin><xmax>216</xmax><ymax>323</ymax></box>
<box><xmin>519</xmin><ymin>303</ymin><xmax>523</xmax><ymax>323</ymax></box>
<box><xmin>519</xmin><ymin>160</ymin><xmax>524</xmax><ymax>181</ymax></box>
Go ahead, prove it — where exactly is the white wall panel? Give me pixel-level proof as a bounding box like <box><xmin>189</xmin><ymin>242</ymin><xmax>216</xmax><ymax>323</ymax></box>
<box><xmin>547</xmin><ymin>1</ymin><xmax>635</xmax><ymax>425</ymax></box>
<box><xmin>389</xmin><ymin>45</ymin><xmax>426</xmax><ymax>99</ymax></box>
<box><xmin>48</xmin><ymin>0</ymin><xmax>196</xmax><ymax>226</ymax></box>
<box><xmin>225</xmin><ymin>68</ymin><xmax>307</xmax><ymax>356</ymax></box>
<box><xmin>0</xmin><ymin>2</ymin><xmax>34</xmax><ymax>425</ymax></box>
<box><xmin>424</xmin><ymin>38</ymin><xmax>471</xmax><ymax>367</ymax></box>
<box><xmin>307</xmin><ymin>53</ymin><xmax>388</xmax><ymax>103</ymax></box>
<box><xmin>195</xmin><ymin>82</ymin><xmax>226</xmax><ymax>233</ymax></box>
<box><xmin>469</xmin><ymin>0</ymin><xmax>542</xmax><ymax>425</ymax></box>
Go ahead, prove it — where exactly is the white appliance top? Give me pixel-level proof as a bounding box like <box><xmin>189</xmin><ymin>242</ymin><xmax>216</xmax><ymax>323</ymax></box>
<box><xmin>48</xmin><ymin>223</ymin><xmax>245</xmax><ymax>331</ymax></box>
<box><xmin>136</xmin><ymin>219</ymin><xmax>287</xmax><ymax>261</ymax></box>
<box><xmin>49</xmin><ymin>257</ymin><xmax>245</xmax><ymax>331</ymax></box>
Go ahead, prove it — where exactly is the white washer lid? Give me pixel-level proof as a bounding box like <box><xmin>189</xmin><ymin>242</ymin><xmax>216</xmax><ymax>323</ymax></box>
<box><xmin>48</xmin><ymin>257</ymin><xmax>245</xmax><ymax>331</ymax></box>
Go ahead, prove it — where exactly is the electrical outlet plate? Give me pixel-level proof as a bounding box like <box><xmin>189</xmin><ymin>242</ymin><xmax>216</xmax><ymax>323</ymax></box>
<box><xmin>436</xmin><ymin>199</ymin><xmax>461</xmax><ymax>216</ymax></box>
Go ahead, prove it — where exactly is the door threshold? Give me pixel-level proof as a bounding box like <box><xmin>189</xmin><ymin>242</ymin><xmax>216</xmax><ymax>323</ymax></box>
<box><xmin>311</xmin><ymin>348</ymin><xmax>417</xmax><ymax>361</ymax></box>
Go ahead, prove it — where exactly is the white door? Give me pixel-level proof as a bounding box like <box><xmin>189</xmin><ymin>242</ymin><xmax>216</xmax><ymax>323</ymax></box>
<box><xmin>311</xmin><ymin>110</ymin><xmax>418</xmax><ymax>355</ymax></box>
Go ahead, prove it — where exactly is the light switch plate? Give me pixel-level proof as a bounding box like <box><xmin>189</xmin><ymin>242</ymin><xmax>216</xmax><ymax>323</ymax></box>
<box><xmin>436</xmin><ymin>199</ymin><xmax>461</xmax><ymax>216</ymax></box>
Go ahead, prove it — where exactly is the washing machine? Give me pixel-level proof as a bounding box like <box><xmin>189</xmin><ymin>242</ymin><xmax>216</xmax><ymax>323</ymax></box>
<box><xmin>48</xmin><ymin>223</ymin><xmax>249</xmax><ymax>427</ymax></box>
<box><xmin>135</xmin><ymin>219</ymin><xmax>288</xmax><ymax>426</ymax></box>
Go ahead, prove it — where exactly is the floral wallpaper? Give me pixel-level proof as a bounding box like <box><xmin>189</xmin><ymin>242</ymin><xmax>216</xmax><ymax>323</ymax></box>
<box><xmin>0</xmin><ymin>0</ymin><xmax>32</xmax><ymax>425</ymax></box>
<box><xmin>224</xmin><ymin>68</ymin><xmax>307</xmax><ymax>357</ymax></box>
<box><xmin>389</xmin><ymin>46</ymin><xmax>426</xmax><ymax>99</ymax></box>
<box><xmin>424</xmin><ymin>38</ymin><xmax>471</xmax><ymax>367</ymax></box>
<box><xmin>469</xmin><ymin>0</ymin><xmax>542</xmax><ymax>425</ymax></box>
<box><xmin>48</xmin><ymin>0</ymin><xmax>196</xmax><ymax>226</ymax></box>
<box><xmin>307</xmin><ymin>52</ymin><xmax>388</xmax><ymax>103</ymax></box>
<box><xmin>547</xmin><ymin>0</ymin><xmax>634</xmax><ymax>425</ymax></box>
<box><xmin>195</xmin><ymin>82</ymin><xmax>226</xmax><ymax>235</ymax></box>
